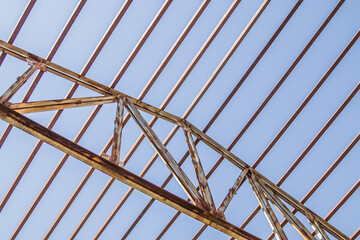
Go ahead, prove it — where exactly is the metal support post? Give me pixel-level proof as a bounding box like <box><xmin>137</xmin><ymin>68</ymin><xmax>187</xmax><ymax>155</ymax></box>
<box><xmin>110</xmin><ymin>97</ymin><xmax>125</xmax><ymax>166</ymax></box>
<box><xmin>181</xmin><ymin>122</ymin><xmax>217</xmax><ymax>214</ymax></box>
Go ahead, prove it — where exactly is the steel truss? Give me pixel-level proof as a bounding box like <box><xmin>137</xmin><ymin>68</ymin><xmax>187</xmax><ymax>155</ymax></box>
<box><xmin>0</xmin><ymin>40</ymin><xmax>351</xmax><ymax>240</ymax></box>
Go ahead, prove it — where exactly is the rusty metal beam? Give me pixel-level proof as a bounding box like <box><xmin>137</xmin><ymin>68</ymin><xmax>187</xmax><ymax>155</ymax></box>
<box><xmin>110</xmin><ymin>97</ymin><xmax>125</xmax><ymax>165</ymax></box>
<box><xmin>350</xmin><ymin>227</ymin><xmax>360</xmax><ymax>240</ymax></box>
<box><xmin>247</xmin><ymin>171</ymin><xmax>287</xmax><ymax>240</ymax></box>
<box><xmin>0</xmin><ymin>41</ymin><xmax>348</xmax><ymax>240</ymax></box>
<box><xmin>124</xmin><ymin>97</ymin><xmax>207</xmax><ymax>209</ymax></box>
<box><xmin>9</xmin><ymin>95</ymin><xmax>117</xmax><ymax>113</ymax></box>
<box><xmin>258</xmin><ymin>179</ymin><xmax>315</xmax><ymax>240</ymax></box>
<box><xmin>182</xmin><ymin>123</ymin><xmax>217</xmax><ymax>213</ymax></box>
<box><xmin>218</xmin><ymin>168</ymin><xmax>249</xmax><ymax>215</ymax></box>
<box><xmin>0</xmin><ymin>103</ymin><xmax>260</xmax><ymax>240</ymax></box>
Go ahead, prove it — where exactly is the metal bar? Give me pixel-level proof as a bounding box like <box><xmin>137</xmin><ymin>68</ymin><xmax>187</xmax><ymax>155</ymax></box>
<box><xmin>258</xmin><ymin>179</ymin><xmax>315</xmax><ymax>240</ymax></box>
<box><xmin>0</xmin><ymin>60</ymin><xmax>43</xmax><ymax>103</ymax></box>
<box><xmin>324</xmin><ymin>179</ymin><xmax>360</xmax><ymax>222</ymax></box>
<box><xmin>124</xmin><ymin>97</ymin><xmax>207</xmax><ymax>209</ymax></box>
<box><xmin>0</xmin><ymin>0</ymin><xmax>36</xmax><ymax>65</ymax></box>
<box><xmin>0</xmin><ymin>103</ymin><xmax>260</xmax><ymax>240</ymax></box>
<box><xmin>9</xmin><ymin>95</ymin><xmax>117</xmax><ymax>113</ymax></box>
<box><xmin>305</xmin><ymin>212</ymin><xmax>330</xmax><ymax>240</ymax></box>
<box><xmin>108</xmin><ymin>0</ymin><xmax>172</xmax><ymax>88</ymax></box>
<box><xmin>182</xmin><ymin>123</ymin><xmax>216</xmax><ymax>213</ymax></box>
<box><xmin>110</xmin><ymin>97</ymin><xmax>125</xmax><ymax>165</ymax></box>
<box><xmin>247</xmin><ymin>171</ymin><xmax>287</xmax><ymax>240</ymax></box>
<box><xmin>350</xmin><ymin>227</ymin><xmax>360</xmax><ymax>240</ymax></box>
<box><xmin>218</xmin><ymin>168</ymin><xmax>249</xmax><ymax>215</ymax></box>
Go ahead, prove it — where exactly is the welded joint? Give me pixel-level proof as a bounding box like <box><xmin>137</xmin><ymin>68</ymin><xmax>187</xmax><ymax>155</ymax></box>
<box><xmin>0</xmin><ymin>59</ymin><xmax>45</xmax><ymax>104</ymax></box>
<box><xmin>26</xmin><ymin>58</ymin><xmax>46</xmax><ymax>71</ymax></box>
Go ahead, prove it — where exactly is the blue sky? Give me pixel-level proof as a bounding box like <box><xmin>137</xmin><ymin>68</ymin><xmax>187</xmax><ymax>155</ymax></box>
<box><xmin>0</xmin><ymin>0</ymin><xmax>359</xmax><ymax>239</ymax></box>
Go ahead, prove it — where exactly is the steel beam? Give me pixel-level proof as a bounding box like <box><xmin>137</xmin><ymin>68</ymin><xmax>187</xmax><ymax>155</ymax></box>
<box><xmin>0</xmin><ymin>103</ymin><xmax>260</xmax><ymax>240</ymax></box>
<box><xmin>9</xmin><ymin>95</ymin><xmax>117</xmax><ymax>113</ymax></box>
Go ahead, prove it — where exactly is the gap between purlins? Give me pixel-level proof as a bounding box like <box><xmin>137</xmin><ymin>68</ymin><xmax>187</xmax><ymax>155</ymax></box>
<box><xmin>0</xmin><ymin>39</ymin><xmax>351</xmax><ymax>240</ymax></box>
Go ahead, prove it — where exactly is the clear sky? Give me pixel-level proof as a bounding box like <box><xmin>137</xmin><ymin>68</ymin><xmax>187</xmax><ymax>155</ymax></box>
<box><xmin>0</xmin><ymin>0</ymin><xmax>359</xmax><ymax>239</ymax></box>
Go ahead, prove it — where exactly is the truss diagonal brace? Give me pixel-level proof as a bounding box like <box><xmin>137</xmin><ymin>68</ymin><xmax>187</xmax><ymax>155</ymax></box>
<box><xmin>181</xmin><ymin>122</ymin><xmax>217</xmax><ymax>213</ymax></box>
<box><xmin>0</xmin><ymin>103</ymin><xmax>260</xmax><ymax>240</ymax></box>
<box><xmin>124</xmin><ymin>98</ymin><xmax>208</xmax><ymax>209</ymax></box>
<box><xmin>110</xmin><ymin>97</ymin><xmax>125</xmax><ymax>166</ymax></box>
<box><xmin>0</xmin><ymin>58</ymin><xmax>45</xmax><ymax>103</ymax></box>
<box><xmin>306</xmin><ymin>212</ymin><xmax>330</xmax><ymax>240</ymax></box>
<box><xmin>247</xmin><ymin>171</ymin><xmax>288</xmax><ymax>240</ymax></box>
<box><xmin>258</xmin><ymin>178</ymin><xmax>315</xmax><ymax>240</ymax></box>
<box><xmin>217</xmin><ymin>168</ymin><xmax>249</xmax><ymax>215</ymax></box>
